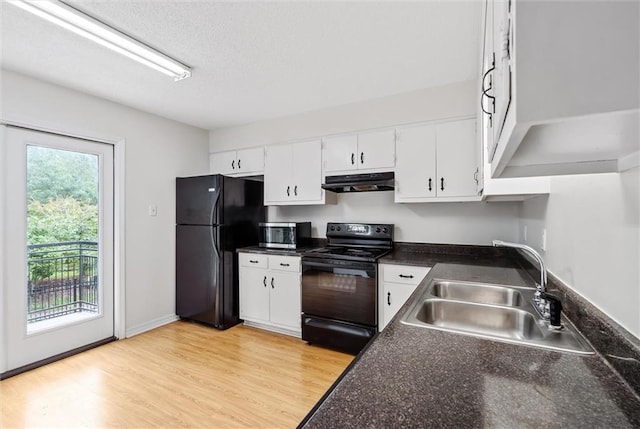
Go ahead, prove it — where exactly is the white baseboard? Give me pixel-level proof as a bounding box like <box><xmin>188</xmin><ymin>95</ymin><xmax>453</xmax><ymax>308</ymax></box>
<box><xmin>125</xmin><ymin>314</ymin><xmax>179</xmax><ymax>338</ymax></box>
<box><xmin>242</xmin><ymin>320</ymin><xmax>301</xmax><ymax>338</ymax></box>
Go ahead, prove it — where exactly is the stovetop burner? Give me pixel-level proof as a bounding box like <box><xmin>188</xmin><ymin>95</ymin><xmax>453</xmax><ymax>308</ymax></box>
<box><xmin>303</xmin><ymin>222</ymin><xmax>394</xmax><ymax>262</ymax></box>
<box><xmin>303</xmin><ymin>246</ymin><xmax>391</xmax><ymax>262</ymax></box>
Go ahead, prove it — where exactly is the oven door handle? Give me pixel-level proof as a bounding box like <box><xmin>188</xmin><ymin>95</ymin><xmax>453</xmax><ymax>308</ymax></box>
<box><xmin>303</xmin><ymin>260</ymin><xmax>375</xmax><ymax>271</ymax></box>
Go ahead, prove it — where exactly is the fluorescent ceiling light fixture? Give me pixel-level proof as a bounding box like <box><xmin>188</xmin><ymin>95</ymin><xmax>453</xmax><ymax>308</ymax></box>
<box><xmin>8</xmin><ymin>0</ymin><xmax>192</xmax><ymax>81</ymax></box>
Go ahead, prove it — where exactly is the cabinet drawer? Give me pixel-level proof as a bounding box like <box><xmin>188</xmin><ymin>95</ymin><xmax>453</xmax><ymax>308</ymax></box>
<box><xmin>269</xmin><ymin>255</ymin><xmax>301</xmax><ymax>273</ymax></box>
<box><xmin>381</xmin><ymin>264</ymin><xmax>430</xmax><ymax>285</ymax></box>
<box><xmin>239</xmin><ymin>253</ymin><xmax>268</xmax><ymax>269</ymax></box>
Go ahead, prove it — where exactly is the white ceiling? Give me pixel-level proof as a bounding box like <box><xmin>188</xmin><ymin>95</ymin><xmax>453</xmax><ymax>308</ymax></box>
<box><xmin>1</xmin><ymin>1</ymin><xmax>481</xmax><ymax>130</ymax></box>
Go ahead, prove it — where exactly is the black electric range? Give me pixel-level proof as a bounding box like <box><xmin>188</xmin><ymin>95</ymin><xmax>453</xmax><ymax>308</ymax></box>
<box><xmin>301</xmin><ymin>222</ymin><xmax>394</xmax><ymax>354</ymax></box>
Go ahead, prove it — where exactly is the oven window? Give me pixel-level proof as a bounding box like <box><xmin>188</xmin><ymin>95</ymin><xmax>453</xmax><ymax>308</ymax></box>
<box><xmin>302</xmin><ymin>263</ymin><xmax>376</xmax><ymax>326</ymax></box>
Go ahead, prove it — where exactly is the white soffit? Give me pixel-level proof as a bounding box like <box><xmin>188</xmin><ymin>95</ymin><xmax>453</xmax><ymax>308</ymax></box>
<box><xmin>1</xmin><ymin>1</ymin><xmax>481</xmax><ymax>130</ymax></box>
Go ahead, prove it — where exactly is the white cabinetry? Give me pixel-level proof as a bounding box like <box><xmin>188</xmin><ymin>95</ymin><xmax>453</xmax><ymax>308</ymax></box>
<box><xmin>378</xmin><ymin>264</ymin><xmax>430</xmax><ymax>331</ymax></box>
<box><xmin>239</xmin><ymin>253</ymin><xmax>301</xmax><ymax>336</ymax></box>
<box><xmin>481</xmin><ymin>0</ymin><xmax>639</xmax><ymax>178</ymax></box>
<box><xmin>323</xmin><ymin>129</ymin><xmax>395</xmax><ymax>173</ymax></box>
<box><xmin>210</xmin><ymin>147</ymin><xmax>264</xmax><ymax>176</ymax></box>
<box><xmin>395</xmin><ymin>119</ymin><xmax>480</xmax><ymax>203</ymax></box>
<box><xmin>264</xmin><ymin>140</ymin><xmax>334</xmax><ymax>206</ymax></box>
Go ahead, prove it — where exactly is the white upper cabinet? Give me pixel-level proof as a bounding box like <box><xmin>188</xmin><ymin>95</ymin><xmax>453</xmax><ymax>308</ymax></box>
<box><xmin>357</xmin><ymin>130</ymin><xmax>396</xmax><ymax>170</ymax></box>
<box><xmin>264</xmin><ymin>140</ymin><xmax>333</xmax><ymax>206</ymax></box>
<box><xmin>395</xmin><ymin>119</ymin><xmax>480</xmax><ymax>203</ymax></box>
<box><xmin>323</xmin><ymin>129</ymin><xmax>395</xmax><ymax>174</ymax></box>
<box><xmin>482</xmin><ymin>0</ymin><xmax>639</xmax><ymax>178</ymax></box>
<box><xmin>210</xmin><ymin>147</ymin><xmax>264</xmax><ymax>176</ymax></box>
<box><xmin>323</xmin><ymin>135</ymin><xmax>358</xmax><ymax>173</ymax></box>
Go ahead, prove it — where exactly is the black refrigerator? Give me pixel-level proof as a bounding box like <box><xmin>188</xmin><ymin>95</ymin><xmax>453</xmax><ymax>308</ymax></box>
<box><xmin>176</xmin><ymin>174</ymin><xmax>265</xmax><ymax>329</ymax></box>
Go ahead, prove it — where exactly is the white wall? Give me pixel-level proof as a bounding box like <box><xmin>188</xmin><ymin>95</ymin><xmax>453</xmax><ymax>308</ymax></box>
<box><xmin>273</xmin><ymin>192</ymin><xmax>518</xmax><ymax>244</ymax></box>
<box><xmin>210</xmin><ymin>80</ymin><xmax>521</xmax><ymax>244</ymax></box>
<box><xmin>1</xmin><ymin>70</ymin><xmax>210</xmax><ymax>337</ymax></box>
<box><xmin>519</xmin><ymin>169</ymin><xmax>640</xmax><ymax>338</ymax></box>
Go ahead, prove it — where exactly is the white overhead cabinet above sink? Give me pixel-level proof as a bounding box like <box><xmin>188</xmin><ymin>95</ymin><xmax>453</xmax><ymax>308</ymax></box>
<box><xmin>395</xmin><ymin>118</ymin><xmax>481</xmax><ymax>202</ymax></box>
<box><xmin>481</xmin><ymin>0</ymin><xmax>639</xmax><ymax>178</ymax></box>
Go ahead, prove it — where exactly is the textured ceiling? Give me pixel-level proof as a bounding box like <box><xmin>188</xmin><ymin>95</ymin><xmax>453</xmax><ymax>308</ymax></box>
<box><xmin>1</xmin><ymin>1</ymin><xmax>481</xmax><ymax>130</ymax></box>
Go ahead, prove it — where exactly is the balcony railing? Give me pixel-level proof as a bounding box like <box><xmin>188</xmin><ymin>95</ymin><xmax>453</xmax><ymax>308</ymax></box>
<box><xmin>27</xmin><ymin>241</ymin><xmax>99</xmax><ymax>323</ymax></box>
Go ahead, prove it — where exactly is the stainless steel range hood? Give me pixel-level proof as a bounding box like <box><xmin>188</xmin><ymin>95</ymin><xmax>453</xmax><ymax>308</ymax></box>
<box><xmin>321</xmin><ymin>172</ymin><xmax>395</xmax><ymax>193</ymax></box>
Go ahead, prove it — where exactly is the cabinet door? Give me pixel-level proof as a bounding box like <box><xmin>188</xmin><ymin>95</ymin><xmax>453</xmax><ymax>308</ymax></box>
<box><xmin>323</xmin><ymin>135</ymin><xmax>358</xmax><ymax>173</ymax></box>
<box><xmin>395</xmin><ymin>124</ymin><xmax>437</xmax><ymax>201</ymax></box>
<box><xmin>264</xmin><ymin>144</ymin><xmax>292</xmax><ymax>203</ymax></box>
<box><xmin>292</xmin><ymin>140</ymin><xmax>322</xmax><ymax>202</ymax></box>
<box><xmin>236</xmin><ymin>147</ymin><xmax>264</xmax><ymax>175</ymax></box>
<box><xmin>239</xmin><ymin>266</ymin><xmax>270</xmax><ymax>323</ymax></box>
<box><xmin>357</xmin><ymin>129</ymin><xmax>396</xmax><ymax>170</ymax></box>
<box><xmin>436</xmin><ymin>120</ymin><xmax>478</xmax><ymax>198</ymax></box>
<box><xmin>268</xmin><ymin>271</ymin><xmax>301</xmax><ymax>329</ymax></box>
<box><xmin>492</xmin><ymin>0</ymin><xmax>512</xmax><ymax>144</ymax></box>
<box><xmin>381</xmin><ymin>282</ymin><xmax>418</xmax><ymax>330</ymax></box>
<box><xmin>210</xmin><ymin>150</ymin><xmax>237</xmax><ymax>175</ymax></box>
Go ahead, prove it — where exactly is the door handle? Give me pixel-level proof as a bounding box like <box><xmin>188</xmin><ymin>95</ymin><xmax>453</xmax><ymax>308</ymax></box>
<box><xmin>294</xmin><ymin>185</ymin><xmax>297</xmax><ymax>196</ymax></box>
<box><xmin>474</xmin><ymin>168</ymin><xmax>479</xmax><ymax>185</ymax></box>
<box><xmin>238</xmin><ymin>159</ymin><xmax>241</xmax><ymax>169</ymax></box>
<box><xmin>271</xmin><ymin>277</ymin><xmax>274</xmax><ymax>289</ymax></box>
<box><xmin>387</xmin><ymin>292</ymin><xmax>391</xmax><ymax>306</ymax></box>
<box><xmin>440</xmin><ymin>177</ymin><xmax>445</xmax><ymax>191</ymax></box>
<box><xmin>231</xmin><ymin>159</ymin><xmax>235</xmax><ymax>170</ymax></box>
<box><xmin>360</xmin><ymin>152</ymin><xmax>364</xmax><ymax>164</ymax></box>
<box><xmin>286</xmin><ymin>186</ymin><xmax>290</xmax><ymax>197</ymax></box>
<box><xmin>428</xmin><ymin>178</ymin><xmax>432</xmax><ymax>192</ymax></box>
<box><xmin>351</xmin><ymin>153</ymin><xmax>355</xmax><ymax>165</ymax></box>
<box><xmin>263</xmin><ymin>276</ymin><xmax>267</xmax><ymax>287</ymax></box>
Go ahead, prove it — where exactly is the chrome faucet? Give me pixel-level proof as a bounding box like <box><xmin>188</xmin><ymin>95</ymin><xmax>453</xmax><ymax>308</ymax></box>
<box><xmin>492</xmin><ymin>240</ymin><xmax>549</xmax><ymax>316</ymax></box>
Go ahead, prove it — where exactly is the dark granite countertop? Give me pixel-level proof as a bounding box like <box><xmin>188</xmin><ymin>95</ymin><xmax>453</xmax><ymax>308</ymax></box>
<box><xmin>236</xmin><ymin>245</ymin><xmax>307</xmax><ymax>257</ymax></box>
<box><xmin>301</xmin><ymin>260</ymin><xmax>640</xmax><ymax>428</ymax></box>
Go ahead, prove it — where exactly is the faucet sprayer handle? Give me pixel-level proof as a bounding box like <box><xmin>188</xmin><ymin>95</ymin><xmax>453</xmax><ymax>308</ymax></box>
<box><xmin>540</xmin><ymin>292</ymin><xmax>563</xmax><ymax>329</ymax></box>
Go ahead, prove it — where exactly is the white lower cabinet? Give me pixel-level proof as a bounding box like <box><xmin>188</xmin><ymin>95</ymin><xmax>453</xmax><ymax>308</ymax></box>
<box><xmin>378</xmin><ymin>264</ymin><xmax>430</xmax><ymax>331</ymax></box>
<box><xmin>239</xmin><ymin>253</ymin><xmax>301</xmax><ymax>336</ymax></box>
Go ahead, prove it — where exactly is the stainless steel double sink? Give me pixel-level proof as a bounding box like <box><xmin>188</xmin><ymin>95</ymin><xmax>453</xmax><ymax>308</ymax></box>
<box><xmin>401</xmin><ymin>279</ymin><xmax>594</xmax><ymax>354</ymax></box>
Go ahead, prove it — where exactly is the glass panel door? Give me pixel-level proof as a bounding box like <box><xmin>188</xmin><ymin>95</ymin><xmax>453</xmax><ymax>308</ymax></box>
<box><xmin>3</xmin><ymin>127</ymin><xmax>114</xmax><ymax>373</ymax></box>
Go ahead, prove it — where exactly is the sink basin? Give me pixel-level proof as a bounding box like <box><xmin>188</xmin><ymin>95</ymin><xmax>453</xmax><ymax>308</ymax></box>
<box><xmin>401</xmin><ymin>279</ymin><xmax>594</xmax><ymax>355</ymax></box>
<box><xmin>430</xmin><ymin>280</ymin><xmax>523</xmax><ymax>307</ymax></box>
<box><xmin>415</xmin><ymin>299</ymin><xmax>543</xmax><ymax>340</ymax></box>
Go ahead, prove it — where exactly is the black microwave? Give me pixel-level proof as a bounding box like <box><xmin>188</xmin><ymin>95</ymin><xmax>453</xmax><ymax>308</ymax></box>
<box><xmin>259</xmin><ymin>222</ymin><xmax>312</xmax><ymax>250</ymax></box>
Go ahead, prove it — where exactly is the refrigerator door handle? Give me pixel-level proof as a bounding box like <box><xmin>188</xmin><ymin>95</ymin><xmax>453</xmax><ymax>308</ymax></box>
<box><xmin>210</xmin><ymin>186</ymin><xmax>221</xmax><ymax>225</ymax></box>
<box><xmin>210</xmin><ymin>226</ymin><xmax>220</xmax><ymax>260</ymax></box>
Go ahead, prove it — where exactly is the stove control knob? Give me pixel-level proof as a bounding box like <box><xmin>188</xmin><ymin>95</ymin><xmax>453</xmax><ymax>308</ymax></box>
<box><xmin>375</xmin><ymin>227</ymin><xmax>381</xmax><ymax>233</ymax></box>
<box><xmin>336</xmin><ymin>226</ymin><xmax>341</xmax><ymax>231</ymax></box>
<box><xmin>330</xmin><ymin>225</ymin><xmax>335</xmax><ymax>231</ymax></box>
<box><xmin>382</xmin><ymin>227</ymin><xmax>388</xmax><ymax>233</ymax></box>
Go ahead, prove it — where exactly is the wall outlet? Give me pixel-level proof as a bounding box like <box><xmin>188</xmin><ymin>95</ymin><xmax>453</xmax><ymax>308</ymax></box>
<box><xmin>148</xmin><ymin>204</ymin><xmax>157</xmax><ymax>217</ymax></box>
<box><xmin>541</xmin><ymin>228</ymin><xmax>547</xmax><ymax>251</ymax></box>
<box><xmin>523</xmin><ymin>225</ymin><xmax>528</xmax><ymax>242</ymax></box>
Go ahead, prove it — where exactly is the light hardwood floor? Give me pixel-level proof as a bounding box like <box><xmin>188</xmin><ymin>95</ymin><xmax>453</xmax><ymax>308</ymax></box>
<box><xmin>0</xmin><ymin>321</ymin><xmax>353</xmax><ymax>428</ymax></box>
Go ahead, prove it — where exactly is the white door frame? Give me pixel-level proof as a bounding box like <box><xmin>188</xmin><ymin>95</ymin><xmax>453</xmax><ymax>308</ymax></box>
<box><xmin>0</xmin><ymin>119</ymin><xmax>126</xmax><ymax>374</ymax></box>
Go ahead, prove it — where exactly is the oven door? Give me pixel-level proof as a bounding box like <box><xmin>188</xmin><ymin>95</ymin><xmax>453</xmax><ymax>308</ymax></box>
<box><xmin>301</xmin><ymin>258</ymin><xmax>377</xmax><ymax>326</ymax></box>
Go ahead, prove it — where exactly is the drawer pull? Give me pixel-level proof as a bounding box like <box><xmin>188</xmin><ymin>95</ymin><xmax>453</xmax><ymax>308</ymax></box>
<box><xmin>387</xmin><ymin>292</ymin><xmax>391</xmax><ymax>306</ymax></box>
<box><xmin>399</xmin><ymin>274</ymin><xmax>414</xmax><ymax>279</ymax></box>
<box><xmin>280</xmin><ymin>263</ymin><xmax>290</xmax><ymax>267</ymax></box>
<box><xmin>271</xmin><ymin>278</ymin><xmax>275</xmax><ymax>289</ymax></box>
<box><xmin>249</xmin><ymin>260</ymin><xmax>259</xmax><ymax>264</ymax></box>
<box><xmin>263</xmin><ymin>276</ymin><xmax>267</xmax><ymax>287</ymax></box>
